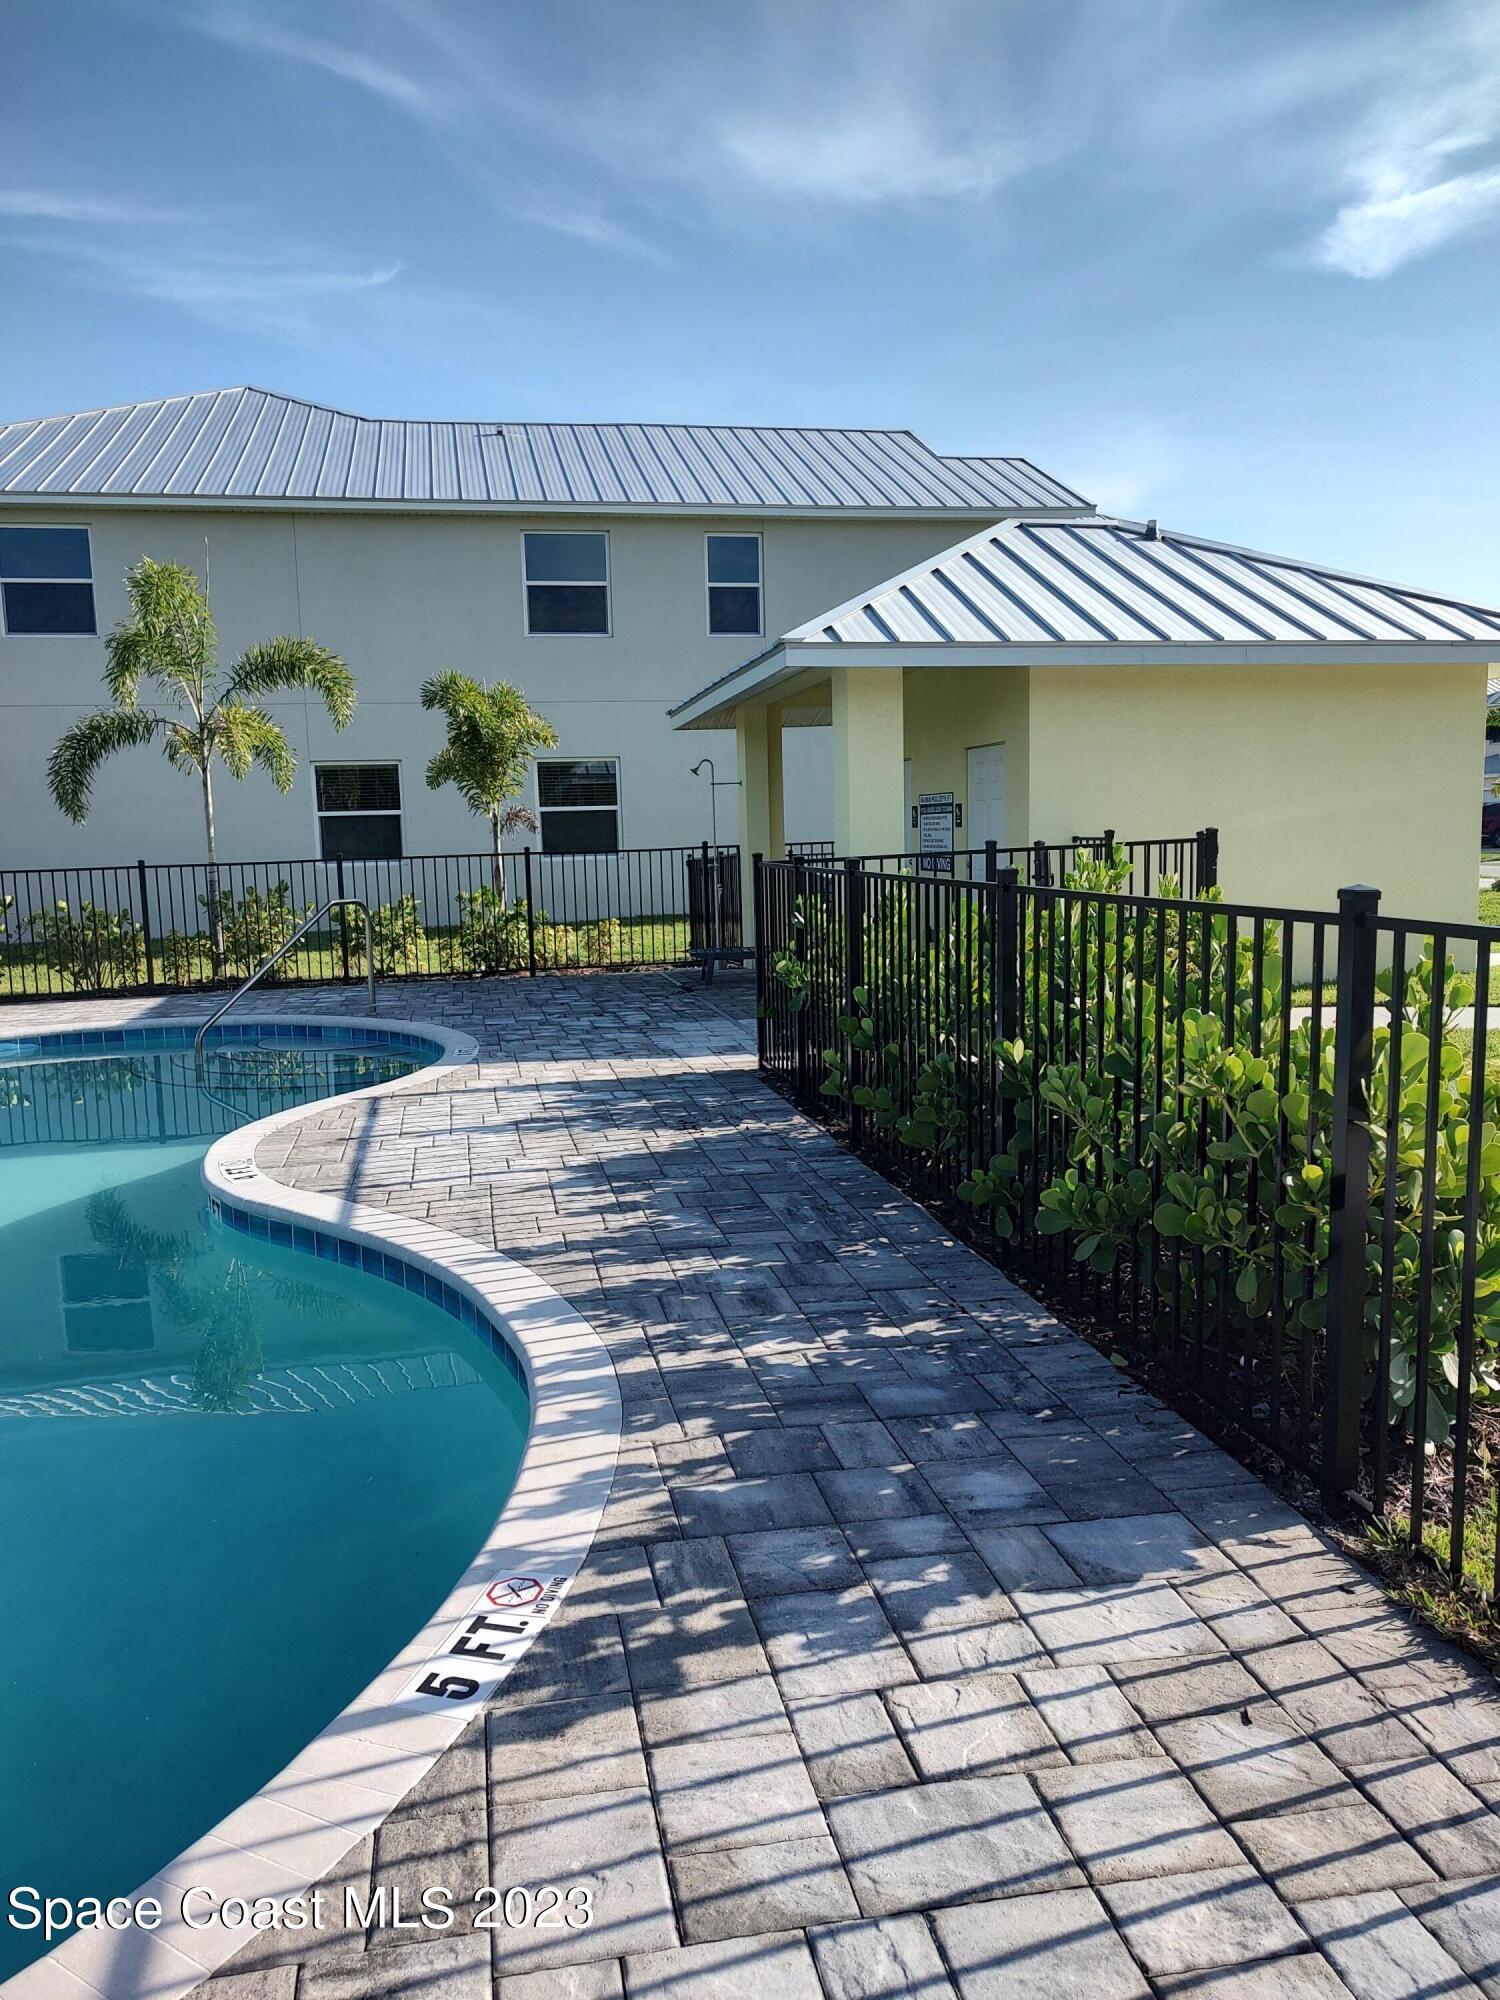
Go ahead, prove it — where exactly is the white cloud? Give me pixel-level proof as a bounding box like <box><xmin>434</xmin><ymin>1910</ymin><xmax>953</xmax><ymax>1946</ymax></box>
<box><xmin>1307</xmin><ymin>0</ymin><xmax>1500</xmax><ymax>278</ymax></box>
<box><xmin>1316</xmin><ymin>165</ymin><xmax>1500</xmax><ymax>279</ymax></box>
<box><xmin>202</xmin><ymin>4</ymin><xmax>433</xmax><ymax>114</ymax></box>
<box><xmin>0</xmin><ymin>189</ymin><xmax>201</xmax><ymax>224</ymax></box>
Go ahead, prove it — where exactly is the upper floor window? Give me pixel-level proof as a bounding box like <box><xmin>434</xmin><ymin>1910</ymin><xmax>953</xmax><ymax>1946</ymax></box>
<box><xmin>523</xmin><ymin>532</ymin><xmax>610</xmax><ymax>635</ymax></box>
<box><xmin>706</xmin><ymin>534</ymin><xmax>762</xmax><ymax>636</ymax></box>
<box><xmin>537</xmin><ymin>758</ymin><xmax>619</xmax><ymax>852</ymax></box>
<box><xmin>315</xmin><ymin>763</ymin><xmax>403</xmax><ymax>860</ymax></box>
<box><xmin>0</xmin><ymin>525</ymin><xmax>96</xmax><ymax>634</ymax></box>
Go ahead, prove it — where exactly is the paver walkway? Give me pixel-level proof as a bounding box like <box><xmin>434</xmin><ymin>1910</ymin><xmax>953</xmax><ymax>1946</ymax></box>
<box><xmin>12</xmin><ymin>972</ymin><xmax>1500</xmax><ymax>1998</ymax></box>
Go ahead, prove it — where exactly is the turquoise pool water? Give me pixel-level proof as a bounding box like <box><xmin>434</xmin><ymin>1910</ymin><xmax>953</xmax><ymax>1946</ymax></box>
<box><xmin>0</xmin><ymin>1027</ymin><xmax>529</xmax><ymax>1980</ymax></box>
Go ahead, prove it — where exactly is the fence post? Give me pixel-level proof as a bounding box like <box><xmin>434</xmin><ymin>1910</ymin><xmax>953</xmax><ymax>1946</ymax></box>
<box><xmin>752</xmin><ymin>853</ymin><xmax>766</xmax><ymax>1069</ymax></box>
<box><xmin>996</xmin><ymin>867</ymin><xmax>1020</xmax><ymax>1157</ymax></box>
<box><xmin>1198</xmin><ymin>826</ymin><xmax>1219</xmax><ymax>893</ymax></box>
<box><xmin>984</xmin><ymin>839</ymin><xmax>998</xmax><ymax>884</ymax></box>
<box><xmin>844</xmin><ymin>857</ymin><xmax>866</xmax><ymax>1150</ymax></box>
<box><xmin>136</xmin><ymin>858</ymin><xmax>156</xmax><ymax>992</ymax></box>
<box><xmin>1323</xmin><ymin>882</ymin><xmax>1381</xmax><ymax>1503</ymax></box>
<box><xmin>523</xmin><ymin>847</ymin><xmax>537</xmax><ymax>975</ymax></box>
<box><xmin>701</xmin><ymin>839</ymin><xmax>716</xmax><ymax>953</ymax></box>
<box><xmin>793</xmin><ymin>854</ymin><xmax>811</xmax><ymax>1106</ymax></box>
<box><xmin>335</xmin><ymin>858</ymin><xmax>350</xmax><ymax>983</ymax></box>
<box><xmin>1031</xmin><ymin>838</ymin><xmax>1050</xmax><ymax>888</ymax></box>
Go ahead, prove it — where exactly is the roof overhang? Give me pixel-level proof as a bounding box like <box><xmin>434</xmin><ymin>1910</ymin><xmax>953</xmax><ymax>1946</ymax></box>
<box><xmin>669</xmin><ymin>637</ymin><xmax>1500</xmax><ymax>731</ymax></box>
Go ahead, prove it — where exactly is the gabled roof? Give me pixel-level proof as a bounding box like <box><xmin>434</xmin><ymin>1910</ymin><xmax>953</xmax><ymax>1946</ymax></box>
<box><xmin>0</xmin><ymin>386</ymin><xmax>1090</xmax><ymax>514</ymax></box>
<box><xmin>671</xmin><ymin>514</ymin><xmax>1500</xmax><ymax>728</ymax></box>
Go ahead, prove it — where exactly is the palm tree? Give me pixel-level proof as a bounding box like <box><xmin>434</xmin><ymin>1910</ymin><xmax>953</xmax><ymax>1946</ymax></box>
<box><xmin>420</xmin><ymin>672</ymin><xmax>558</xmax><ymax>899</ymax></box>
<box><xmin>48</xmin><ymin>557</ymin><xmax>356</xmax><ymax>971</ymax></box>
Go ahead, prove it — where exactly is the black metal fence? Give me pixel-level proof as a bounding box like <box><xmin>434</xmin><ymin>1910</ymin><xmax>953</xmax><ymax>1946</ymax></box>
<box><xmin>827</xmin><ymin>830</ymin><xmax>1211</xmax><ymax>896</ymax></box>
<box><xmin>756</xmin><ymin>851</ymin><xmax>1500</xmax><ymax>1599</ymax></box>
<box><xmin>0</xmin><ymin>843</ymin><xmax>741</xmax><ymax>1000</ymax></box>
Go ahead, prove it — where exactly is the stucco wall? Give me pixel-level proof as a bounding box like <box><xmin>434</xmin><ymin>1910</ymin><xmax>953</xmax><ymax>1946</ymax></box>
<box><xmin>902</xmin><ymin>666</ymin><xmax>1031</xmax><ymax>850</ymax></box>
<box><xmin>1025</xmin><ymin>659</ymin><xmax>1486</xmax><ymax>921</ymax></box>
<box><xmin>0</xmin><ymin>506</ymin><xmax>992</xmax><ymax>867</ymax></box>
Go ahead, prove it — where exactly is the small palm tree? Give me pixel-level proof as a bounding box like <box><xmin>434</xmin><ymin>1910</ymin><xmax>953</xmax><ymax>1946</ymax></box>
<box><xmin>49</xmin><ymin>558</ymin><xmax>356</xmax><ymax>971</ymax></box>
<box><xmin>421</xmin><ymin>673</ymin><xmax>558</xmax><ymax>899</ymax></box>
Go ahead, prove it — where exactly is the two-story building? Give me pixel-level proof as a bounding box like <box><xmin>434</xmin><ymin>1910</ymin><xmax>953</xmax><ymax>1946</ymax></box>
<box><xmin>0</xmin><ymin>386</ymin><xmax>1088</xmax><ymax>870</ymax></box>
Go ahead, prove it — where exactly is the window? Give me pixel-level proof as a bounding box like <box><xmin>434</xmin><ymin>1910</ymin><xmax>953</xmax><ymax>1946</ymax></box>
<box><xmin>706</xmin><ymin>534</ymin><xmax>762</xmax><ymax>637</ymax></box>
<box><xmin>315</xmin><ymin>764</ymin><xmax>403</xmax><ymax>860</ymax></box>
<box><xmin>0</xmin><ymin>525</ymin><xmax>96</xmax><ymax>634</ymax></box>
<box><xmin>538</xmin><ymin>759</ymin><xmax>620</xmax><ymax>852</ymax></box>
<box><xmin>60</xmin><ymin>1253</ymin><xmax>154</xmax><ymax>1352</ymax></box>
<box><xmin>523</xmin><ymin>532</ymin><xmax>610</xmax><ymax>635</ymax></box>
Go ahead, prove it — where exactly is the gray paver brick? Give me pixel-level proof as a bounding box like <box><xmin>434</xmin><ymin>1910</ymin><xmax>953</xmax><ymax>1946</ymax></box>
<box><xmin>807</xmin><ymin>1914</ymin><xmax>957</xmax><ymax>1999</ymax></box>
<box><xmin>921</xmin><ymin>1458</ymin><xmax>1062</xmax><ymax>1525</ymax></box>
<box><xmin>1399</xmin><ymin>1878</ymin><xmax>1500</xmax><ymax>1997</ymax></box>
<box><xmin>623</xmin><ymin>1931</ymin><xmax>824</xmax><ymax>1998</ymax></box>
<box><xmin>1229</xmin><ymin>1799</ymin><xmax>1435</xmax><ymax>1899</ymax></box>
<box><xmin>1035</xmin><ymin>1757</ymin><xmax>1243</xmax><ymax>1882</ymax></box>
<box><xmin>486</xmin><ymin>1693</ymin><xmax>646</xmax><ymax>1804</ymax></box>
<box><xmin>863</xmin><ymin>1551</ymin><xmax>1045</xmax><ymax>1676</ymax></box>
<box><xmin>1151</xmin><ymin>1958</ymin><xmax>1355</xmax><ymax>1997</ymax></box>
<box><xmin>488</xmin><ymin>1786</ymin><xmax>677</xmax><ymax>1974</ymax></box>
<box><xmin>1299</xmin><ymin>1888</ymin><xmax>1485</xmax><ymax>1999</ymax></box>
<box><xmin>1156</xmin><ymin>1702</ymin><xmax>1357</xmax><ymax>1819</ymax></box>
<box><xmin>826</xmin><ymin>1777</ymin><xmax>1083</xmax><ymax>1915</ymax></box>
<box><xmin>647</xmin><ymin>1725</ymin><xmax>825</xmax><ymax>1853</ymax></box>
<box><xmin>1099</xmin><ymin>1864</ymin><xmax>1309</xmax><ymax>1975</ymax></box>
<box><xmin>668</xmin><ymin>1834</ymin><xmax>859</xmax><ymax>1942</ymax></box>
<box><xmin>497</xmin><ymin>1963</ymin><xmax>625</xmax><ymax>1999</ymax></box>
<box><xmin>1015</xmin><ymin>1581</ymin><xmax>1225</xmax><ymax>1665</ymax></box>
<box><xmin>885</xmin><ymin>1673</ymin><xmax>1064</xmax><ymax>1778</ymax></box>
<box><xmin>1018</xmin><ymin>1665</ymin><xmax>1164</xmax><ymax>1763</ymax></box>
<box><xmin>726</xmin><ymin>1525</ymin><xmax>861</xmax><ymax>1597</ymax></box>
<box><xmin>753</xmin><ymin>1582</ymin><xmax>918</xmax><ymax>1697</ymax></box>
<box><xmin>670</xmin><ymin>1473</ymin><xmax>834</xmax><ymax>1537</ymax></box>
<box><xmin>1357</xmin><ymin>1760</ymin><xmax>1500</xmax><ymax>1879</ymax></box>
<box><xmin>931</xmin><ymin>1887</ymin><xmax>1150</xmax><ymax>1999</ymax></box>
<box><xmin>1043</xmin><ymin>1511</ymin><xmax>1232</xmax><ymax>1585</ymax></box>
<box><xmin>296</xmin><ymin>1937</ymin><xmax>492</xmax><ymax>1998</ymax></box>
<box><xmin>785</xmin><ymin>1690</ymin><xmax>920</xmax><ymax>1799</ymax></box>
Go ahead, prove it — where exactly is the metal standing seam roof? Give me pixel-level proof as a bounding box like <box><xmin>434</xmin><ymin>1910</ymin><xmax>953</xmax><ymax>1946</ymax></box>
<box><xmin>784</xmin><ymin>515</ymin><xmax>1500</xmax><ymax>647</ymax></box>
<box><xmin>669</xmin><ymin>514</ymin><xmax>1500</xmax><ymax>727</ymax></box>
<box><xmin>0</xmin><ymin>386</ymin><xmax>1090</xmax><ymax>512</ymax></box>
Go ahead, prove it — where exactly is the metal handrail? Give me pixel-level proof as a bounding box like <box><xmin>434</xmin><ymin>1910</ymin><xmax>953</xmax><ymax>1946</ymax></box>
<box><xmin>194</xmin><ymin>898</ymin><xmax>376</xmax><ymax>1075</ymax></box>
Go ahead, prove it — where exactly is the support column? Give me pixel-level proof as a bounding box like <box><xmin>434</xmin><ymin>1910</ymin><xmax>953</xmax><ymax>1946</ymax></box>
<box><xmin>766</xmin><ymin>702</ymin><xmax>786</xmax><ymax>864</ymax></box>
<box><xmin>832</xmin><ymin>667</ymin><xmax>906</xmax><ymax>859</ymax></box>
<box><xmin>736</xmin><ymin>703</ymin><xmax>783</xmax><ymax>943</ymax></box>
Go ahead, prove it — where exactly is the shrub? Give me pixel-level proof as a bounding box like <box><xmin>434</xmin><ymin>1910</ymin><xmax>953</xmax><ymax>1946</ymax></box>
<box><xmin>158</xmin><ymin>931</ymin><xmax>209</xmax><ymax>984</ymax></box>
<box><xmin>202</xmin><ymin>882</ymin><xmax>304</xmax><ymax>978</ymax></box>
<box><xmin>456</xmin><ymin>887</ymin><xmax>529</xmax><ymax>974</ymax></box>
<box><xmin>345</xmin><ymin>895</ymin><xmax>427</xmax><ymax>975</ymax></box>
<box><xmin>28</xmin><ymin>900</ymin><xmax>146</xmax><ymax>990</ymax></box>
<box><xmin>784</xmin><ymin>868</ymin><xmax>1500</xmax><ymax>1450</ymax></box>
<box><xmin>578</xmin><ymin>918</ymin><xmax>624</xmax><ymax>967</ymax></box>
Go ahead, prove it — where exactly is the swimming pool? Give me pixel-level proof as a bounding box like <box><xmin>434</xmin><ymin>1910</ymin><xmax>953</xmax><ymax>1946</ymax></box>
<box><xmin>0</xmin><ymin>1022</ymin><xmax>538</xmax><ymax>1983</ymax></box>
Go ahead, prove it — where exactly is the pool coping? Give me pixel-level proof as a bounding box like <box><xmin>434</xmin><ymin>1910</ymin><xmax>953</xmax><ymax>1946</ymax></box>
<box><xmin>5</xmin><ymin>1014</ymin><xmax>622</xmax><ymax>2000</ymax></box>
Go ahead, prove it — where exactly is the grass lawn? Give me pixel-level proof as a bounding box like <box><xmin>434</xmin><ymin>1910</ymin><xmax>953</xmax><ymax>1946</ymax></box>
<box><xmin>0</xmin><ymin>916</ymin><xmax>697</xmax><ymax>998</ymax></box>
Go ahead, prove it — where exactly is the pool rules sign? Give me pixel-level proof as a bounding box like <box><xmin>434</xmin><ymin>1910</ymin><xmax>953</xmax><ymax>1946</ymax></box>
<box><xmin>917</xmin><ymin>792</ymin><xmax>956</xmax><ymax>874</ymax></box>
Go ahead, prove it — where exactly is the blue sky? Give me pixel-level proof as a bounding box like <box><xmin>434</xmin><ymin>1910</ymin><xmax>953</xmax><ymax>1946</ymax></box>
<box><xmin>2</xmin><ymin>0</ymin><xmax>1497</xmax><ymax>598</ymax></box>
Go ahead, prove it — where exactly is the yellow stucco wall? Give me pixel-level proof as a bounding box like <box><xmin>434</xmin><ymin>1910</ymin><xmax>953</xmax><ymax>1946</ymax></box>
<box><xmin>1024</xmin><ymin>660</ymin><xmax>1487</xmax><ymax>921</ymax></box>
<box><xmin>902</xmin><ymin>667</ymin><xmax>1031</xmax><ymax>849</ymax></box>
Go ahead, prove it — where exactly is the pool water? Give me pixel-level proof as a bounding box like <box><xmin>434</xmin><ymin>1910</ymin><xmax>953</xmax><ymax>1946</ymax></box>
<box><xmin>0</xmin><ymin>1031</ymin><xmax>529</xmax><ymax>1980</ymax></box>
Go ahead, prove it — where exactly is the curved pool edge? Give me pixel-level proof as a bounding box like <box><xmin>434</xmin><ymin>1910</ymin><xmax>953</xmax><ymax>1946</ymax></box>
<box><xmin>5</xmin><ymin>1013</ymin><xmax>622</xmax><ymax>2000</ymax></box>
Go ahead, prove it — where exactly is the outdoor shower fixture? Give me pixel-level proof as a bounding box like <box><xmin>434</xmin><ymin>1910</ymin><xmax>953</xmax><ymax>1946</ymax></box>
<box><xmin>690</xmin><ymin>757</ymin><xmax>740</xmax><ymax>850</ymax></box>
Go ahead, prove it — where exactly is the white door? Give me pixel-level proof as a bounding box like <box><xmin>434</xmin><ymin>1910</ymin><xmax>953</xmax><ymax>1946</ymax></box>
<box><xmin>966</xmin><ymin>743</ymin><xmax>1007</xmax><ymax>849</ymax></box>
